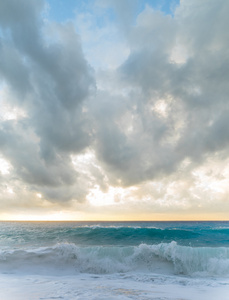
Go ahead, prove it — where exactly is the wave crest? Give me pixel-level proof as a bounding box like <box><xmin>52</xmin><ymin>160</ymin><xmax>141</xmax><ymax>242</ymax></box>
<box><xmin>1</xmin><ymin>242</ymin><xmax>229</xmax><ymax>277</ymax></box>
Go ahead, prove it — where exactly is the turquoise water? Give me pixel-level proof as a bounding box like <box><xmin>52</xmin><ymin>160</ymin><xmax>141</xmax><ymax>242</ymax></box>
<box><xmin>0</xmin><ymin>221</ymin><xmax>228</xmax><ymax>247</ymax></box>
<box><xmin>0</xmin><ymin>221</ymin><xmax>229</xmax><ymax>277</ymax></box>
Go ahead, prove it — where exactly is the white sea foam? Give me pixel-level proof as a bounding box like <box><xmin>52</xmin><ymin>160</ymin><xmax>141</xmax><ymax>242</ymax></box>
<box><xmin>1</xmin><ymin>241</ymin><xmax>229</xmax><ymax>277</ymax></box>
<box><xmin>0</xmin><ymin>273</ymin><xmax>228</xmax><ymax>300</ymax></box>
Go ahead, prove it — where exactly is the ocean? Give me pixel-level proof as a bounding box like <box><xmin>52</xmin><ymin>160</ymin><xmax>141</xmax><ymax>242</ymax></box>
<box><xmin>0</xmin><ymin>221</ymin><xmax>229</xmax><ymax>299</ymax></box>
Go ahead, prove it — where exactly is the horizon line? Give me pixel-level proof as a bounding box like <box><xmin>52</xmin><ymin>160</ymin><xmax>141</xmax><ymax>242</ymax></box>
<box><xmin>0</xmin><ymin>219</ymin><xmax>228</xmax><ymax>222</ymax></box>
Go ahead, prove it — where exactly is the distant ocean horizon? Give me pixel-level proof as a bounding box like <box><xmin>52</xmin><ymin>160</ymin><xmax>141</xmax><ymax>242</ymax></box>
<box><xmin>0</xmin><ymin>220</ymin><xmax>229</xmax><ymax>299</ymax></box>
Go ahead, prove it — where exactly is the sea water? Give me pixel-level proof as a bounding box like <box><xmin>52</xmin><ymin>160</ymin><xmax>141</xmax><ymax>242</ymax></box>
<box><xmin>0</xmin><ymin>221</ymin><xmax>229</xmax><ymax>299</ymax></box>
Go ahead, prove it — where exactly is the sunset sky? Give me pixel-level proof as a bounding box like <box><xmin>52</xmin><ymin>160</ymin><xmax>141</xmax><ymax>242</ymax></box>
<box><xmin>0</xmin><ymin>0</ymin><xmax>229</xmax><ymax>221</ymax></box>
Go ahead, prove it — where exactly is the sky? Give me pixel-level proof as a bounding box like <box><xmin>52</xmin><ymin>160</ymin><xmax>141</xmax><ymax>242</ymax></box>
<box><xmin>0</xmin><ymin>0</ymin><xmax>229</xmax><ymax>221</ymax></box>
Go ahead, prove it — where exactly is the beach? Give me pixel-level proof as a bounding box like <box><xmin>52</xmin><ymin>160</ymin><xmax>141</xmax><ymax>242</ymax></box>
<box><xmin>0</xmin><ymin>273</ymin><xmax>228</xmax><ymax>299</ymax></box>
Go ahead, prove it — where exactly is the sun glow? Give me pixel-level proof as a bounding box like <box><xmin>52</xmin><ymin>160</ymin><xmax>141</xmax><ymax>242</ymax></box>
<box><xmin>7</xmin><ymin>187</ymin><xmax>14</xmax><ymax>194</ymax></box>
<box><xmin>0</xmin><ymin>211</ymin><xmax>76</xmax><ymax>222</ymax></box>
<box><xmin>0</xmin><ymin>157</ymin><xmax>11</xmax><ymax>175</ymax></box>
<box><xmin>86</xmin><ymin>185</ymin><xmax>124</xmax><ymax>207</ymax></box>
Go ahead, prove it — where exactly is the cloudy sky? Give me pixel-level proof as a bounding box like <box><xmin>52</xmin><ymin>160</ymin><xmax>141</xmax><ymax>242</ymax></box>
<box><xmin>0</xmin><ymin>0</ymin><xmax>228</xmax><ymax>221</ymax></box>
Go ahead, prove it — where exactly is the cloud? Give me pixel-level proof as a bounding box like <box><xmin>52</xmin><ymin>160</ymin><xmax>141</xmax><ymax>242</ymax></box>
<box><xmin>91</xmin><ymin>0</ymin><xmax>229</xmax><ymax>189</ymax></box>
<box><xmin>0</xmin><ymin>0</ymin><xmax>94</xmax><ymax>204</ymax></box>
<box><xmin>0</xmin><ymin>0</ymin><xmax>229</xmax><ymax>218</ymax></box>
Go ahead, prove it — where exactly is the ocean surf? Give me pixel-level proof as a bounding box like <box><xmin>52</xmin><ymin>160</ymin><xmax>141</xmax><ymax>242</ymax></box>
<box><xmin>0</xmin><ymin>221</ymin><xmax>228</xmax><ymax>299</ymax></box>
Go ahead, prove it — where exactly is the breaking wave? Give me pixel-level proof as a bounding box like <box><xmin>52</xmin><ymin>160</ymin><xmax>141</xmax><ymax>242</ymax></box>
<box><xmin>1</xmin><ymin>241</ymin><xmax>229</xmax><ymax>277</ymax></box>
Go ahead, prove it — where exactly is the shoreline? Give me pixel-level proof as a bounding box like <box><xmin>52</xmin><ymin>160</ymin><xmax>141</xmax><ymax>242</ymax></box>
<box><xmin>0</xmin><ymin>273</ymin><xmax>228</xmax><ymax>300</ymax></box>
